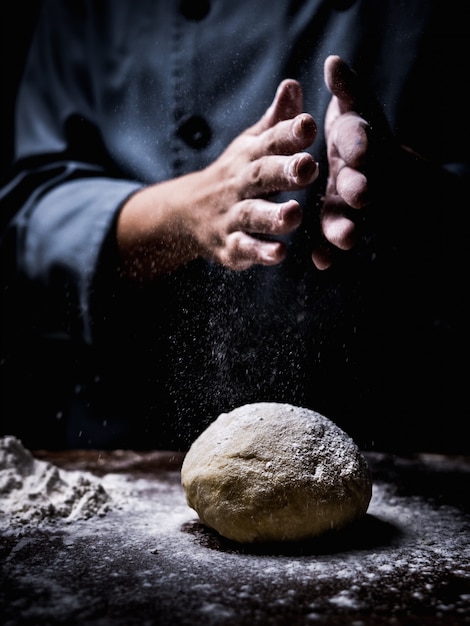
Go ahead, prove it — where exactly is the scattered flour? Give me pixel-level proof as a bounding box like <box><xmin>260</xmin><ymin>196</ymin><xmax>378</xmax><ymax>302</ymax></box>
<box><xmin>0</xmin><ymin>436</ymin><xmax>112</xmax><ymax>529</ymax></box>
<box><xmin>1</xmin><ymin>439</ymin><xmax>469</xmax><ymax>624</ymax></box>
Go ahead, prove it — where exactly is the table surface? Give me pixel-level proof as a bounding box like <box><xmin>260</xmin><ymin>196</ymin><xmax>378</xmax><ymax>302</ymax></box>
<box><xmin>1</xmin><ymin>449</ymin><xmax>469</xmax><ymax>626</ymax></box>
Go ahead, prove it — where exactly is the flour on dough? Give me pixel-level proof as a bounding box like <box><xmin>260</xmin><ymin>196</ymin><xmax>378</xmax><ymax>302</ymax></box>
<box><xmin>181</xmin><ymin>403</ymin><xmax>372</xmax><ymax>543</ymax></box>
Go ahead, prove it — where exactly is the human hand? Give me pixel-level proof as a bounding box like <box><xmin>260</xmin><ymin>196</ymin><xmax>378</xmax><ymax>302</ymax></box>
<box><xmin>117</xmin><ymin>79</ymin><xmax>318</xmax><ymax>278</ymax></box>
<box><xmin>312</xmin><ymin>55</ymin><xmax>393</xmax><ymax>270</ymax></box>
<box><xmin>191</xmin><ymin>78</ymin><xmax>319</xmax><ymax>270</ymax></box>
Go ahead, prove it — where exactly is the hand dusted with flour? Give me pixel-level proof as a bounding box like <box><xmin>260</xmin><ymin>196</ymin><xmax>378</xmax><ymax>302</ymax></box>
<box><xmin>181</xmin><ymin>403</ymin><xmax>372</xmax><ymax>543</ymax></box>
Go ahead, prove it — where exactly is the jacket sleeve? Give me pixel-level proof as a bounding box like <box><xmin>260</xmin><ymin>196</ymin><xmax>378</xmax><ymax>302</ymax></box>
<box><xmin>0</xmin><ymin>1</ymin><xmax>143</xmax><ymax>345</ymax></box>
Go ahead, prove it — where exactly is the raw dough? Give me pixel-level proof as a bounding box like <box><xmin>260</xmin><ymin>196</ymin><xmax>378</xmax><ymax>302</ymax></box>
<box><xmin>181</xmin><ymin>403</ymin><xmax>372</xmax><ymax>543</ymax></box>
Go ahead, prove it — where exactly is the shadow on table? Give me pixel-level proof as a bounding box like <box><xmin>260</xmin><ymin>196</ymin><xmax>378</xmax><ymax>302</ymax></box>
<box><xmin>181</xmin><ymin>513</ymin><xmax>401</xmax><ymax>556</ymax></box>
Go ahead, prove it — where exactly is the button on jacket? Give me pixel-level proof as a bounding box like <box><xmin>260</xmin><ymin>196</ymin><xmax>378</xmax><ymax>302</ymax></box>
<box><xmin>0</xmin><ymin>0</ymin><xmax>467</xmax><ymax>450</ymax></box>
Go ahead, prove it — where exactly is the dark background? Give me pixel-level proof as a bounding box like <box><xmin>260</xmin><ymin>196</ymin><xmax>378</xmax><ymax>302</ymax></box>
<box><xmin>1</xmin><ymin>3</ymin><xmax>43</xmax><ymax>177</ymax></box>
<box><xmin>1</xmin><ymin>3</ymin><xmax>467</xmax><ymax>455</ymax></box>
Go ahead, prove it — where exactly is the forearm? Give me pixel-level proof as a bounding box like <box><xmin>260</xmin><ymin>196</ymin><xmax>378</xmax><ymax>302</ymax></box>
<box><xmin>116</xmin><ymin>173</ymin><xmax>206</xmax><ymax>281</ymax></box>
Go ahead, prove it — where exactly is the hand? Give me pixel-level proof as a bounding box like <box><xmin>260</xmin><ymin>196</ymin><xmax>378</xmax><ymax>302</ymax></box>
<box><xmin>312</xmin><ymin>55</ymin><xmax>393</xmax><ymax>270</ymax></box>
<box><xmin>117</xmin><ymin>79</ymin><xmax>318</xmax><ymax>279</ymax></box>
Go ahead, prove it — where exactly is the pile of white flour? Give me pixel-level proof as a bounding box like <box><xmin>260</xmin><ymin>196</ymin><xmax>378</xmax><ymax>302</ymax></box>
<box><xmin>0</xmin><ymin>436</ymin><xmax>112</xmax><ymax>530</ymax></box>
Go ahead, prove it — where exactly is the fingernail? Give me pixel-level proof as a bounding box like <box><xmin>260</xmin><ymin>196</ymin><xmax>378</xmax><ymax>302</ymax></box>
<box><xmin>280</xmin><ymin>200</ymin><xmax>301</xmax><ymax>224</ymax></box>
<box><xmin>289</xmin><ymin>155</ymin><xmax>317</xmax><ymax>181</ymax></box>
<box><xmin>293</xmin><ymin>114</ymin><xmax>317</xmax><ymax>140</ymax></box>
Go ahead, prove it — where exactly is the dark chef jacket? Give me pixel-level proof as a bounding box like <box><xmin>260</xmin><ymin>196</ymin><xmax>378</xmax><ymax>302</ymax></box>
<box><xmin>0</xmin><ymin>0</ymin><xmax>467</xmax><ymax>452</ymax></box>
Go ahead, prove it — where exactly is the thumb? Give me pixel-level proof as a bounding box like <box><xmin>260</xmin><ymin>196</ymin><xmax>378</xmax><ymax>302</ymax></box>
<box><xmin>324</xmin><ymin>55</ymin><xmax>360</xmax><ymax>113</ymax></box>
<box><xmin>324</xmin><ymin>54</ymin><xmax>393</xmax><ymax>144</ymax></box>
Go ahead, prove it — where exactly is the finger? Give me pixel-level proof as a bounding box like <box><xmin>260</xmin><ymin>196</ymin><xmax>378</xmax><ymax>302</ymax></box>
<box><xmin>252</xmin><ymin>113</ymin><xmax>317</xmax><ymax>160</ymax></box>
<box><xmin>311</xmin><ymin>195</ymin><xmax>357</xmax><ymax>270</ymax></box>
<box><xmin>336</xmin><ymin>167</ymin><xmax>369</xmax><ymax>209</ymax></box>
<box><xmin>285</xmin><ymin>152</ymin><xmax>318</xmax><ymax>187</ymax></box>
<box><xmin>222</xmin><ymin>232</ymin><xmax>287</xmax><ymax>270</ymax></box>
<box><xmin>330</xmin><ymin>112</ymin><xmax>369</xmax><ymax>170</ymax></box>
<box><xmin>248</xmin><ymin>79</ymin><xmax>304</xmax><ymax>136</ymax></box>
<box><xmin>324</xmin><ymin>55</ymin><xmax>391</xmax><ymax>141</ymax></box>
<box><xmin>320</xmin><ymin>195</ymin><xmax>357</xmax><ymax>249</ymax></box>
<box><xmin>236</xmin><ymin>198</ymin><xmax>302</xmax><ymax>237</ymax></box>
<box><xmin>324</xmin><ymin>55</ymin><xmax>361</xmax><ymax>114</ymax></box>
<box><xmin>311</xmin><ymin>240</ymin><xmax>334</xmax><ymax>271</ymax></box>
<box><xmin>242</xmin><ymin>152</ymin><xmax>318</xmax><ymax>197</ymax></box>
<box><xmin>322</xmin><ymin>212</ymin><xmax>356</xmax><ymax>250</ymax></box>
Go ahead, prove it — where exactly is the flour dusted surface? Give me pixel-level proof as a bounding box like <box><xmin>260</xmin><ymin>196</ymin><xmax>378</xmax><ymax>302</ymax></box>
<box><xmin>1</xmin><ymin>443</ymin><xmax>468</xmax><ymax>624</ymax></box>
<box><xmin>181</xmin><ymin>402</ymin><xmax>372</xmax><ymax>543</ymax></box>
<box><xmin>0</xmin><ymin>436</ymin><xmax>111</xmax><ymax>529</ymax></box>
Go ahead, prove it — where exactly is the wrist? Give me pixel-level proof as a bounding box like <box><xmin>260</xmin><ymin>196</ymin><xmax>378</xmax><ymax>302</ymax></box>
<box><xmin>116</xmin><ymin>181</ymin><xmax>200</xmax><ymax>281</ymax></box>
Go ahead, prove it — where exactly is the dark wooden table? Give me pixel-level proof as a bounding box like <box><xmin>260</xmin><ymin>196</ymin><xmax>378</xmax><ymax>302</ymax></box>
<box><xmin>1</xmin><ymin>449</ymin><xmax>469</xmax><ymax>625</ymax></box>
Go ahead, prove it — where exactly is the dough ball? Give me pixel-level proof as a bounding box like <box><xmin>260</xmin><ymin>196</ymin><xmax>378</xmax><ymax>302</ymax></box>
<box><xmin>181</xmin><ymin>402</ymin><xmax>372</xmax><ymax>543</ymax></box>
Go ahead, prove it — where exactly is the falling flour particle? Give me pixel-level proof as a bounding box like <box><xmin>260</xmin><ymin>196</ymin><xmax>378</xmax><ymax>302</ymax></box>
<box><xmin>0</xmin><ymin>436</ymin><xmax>111</xmax><ymax>530</ymax></box>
